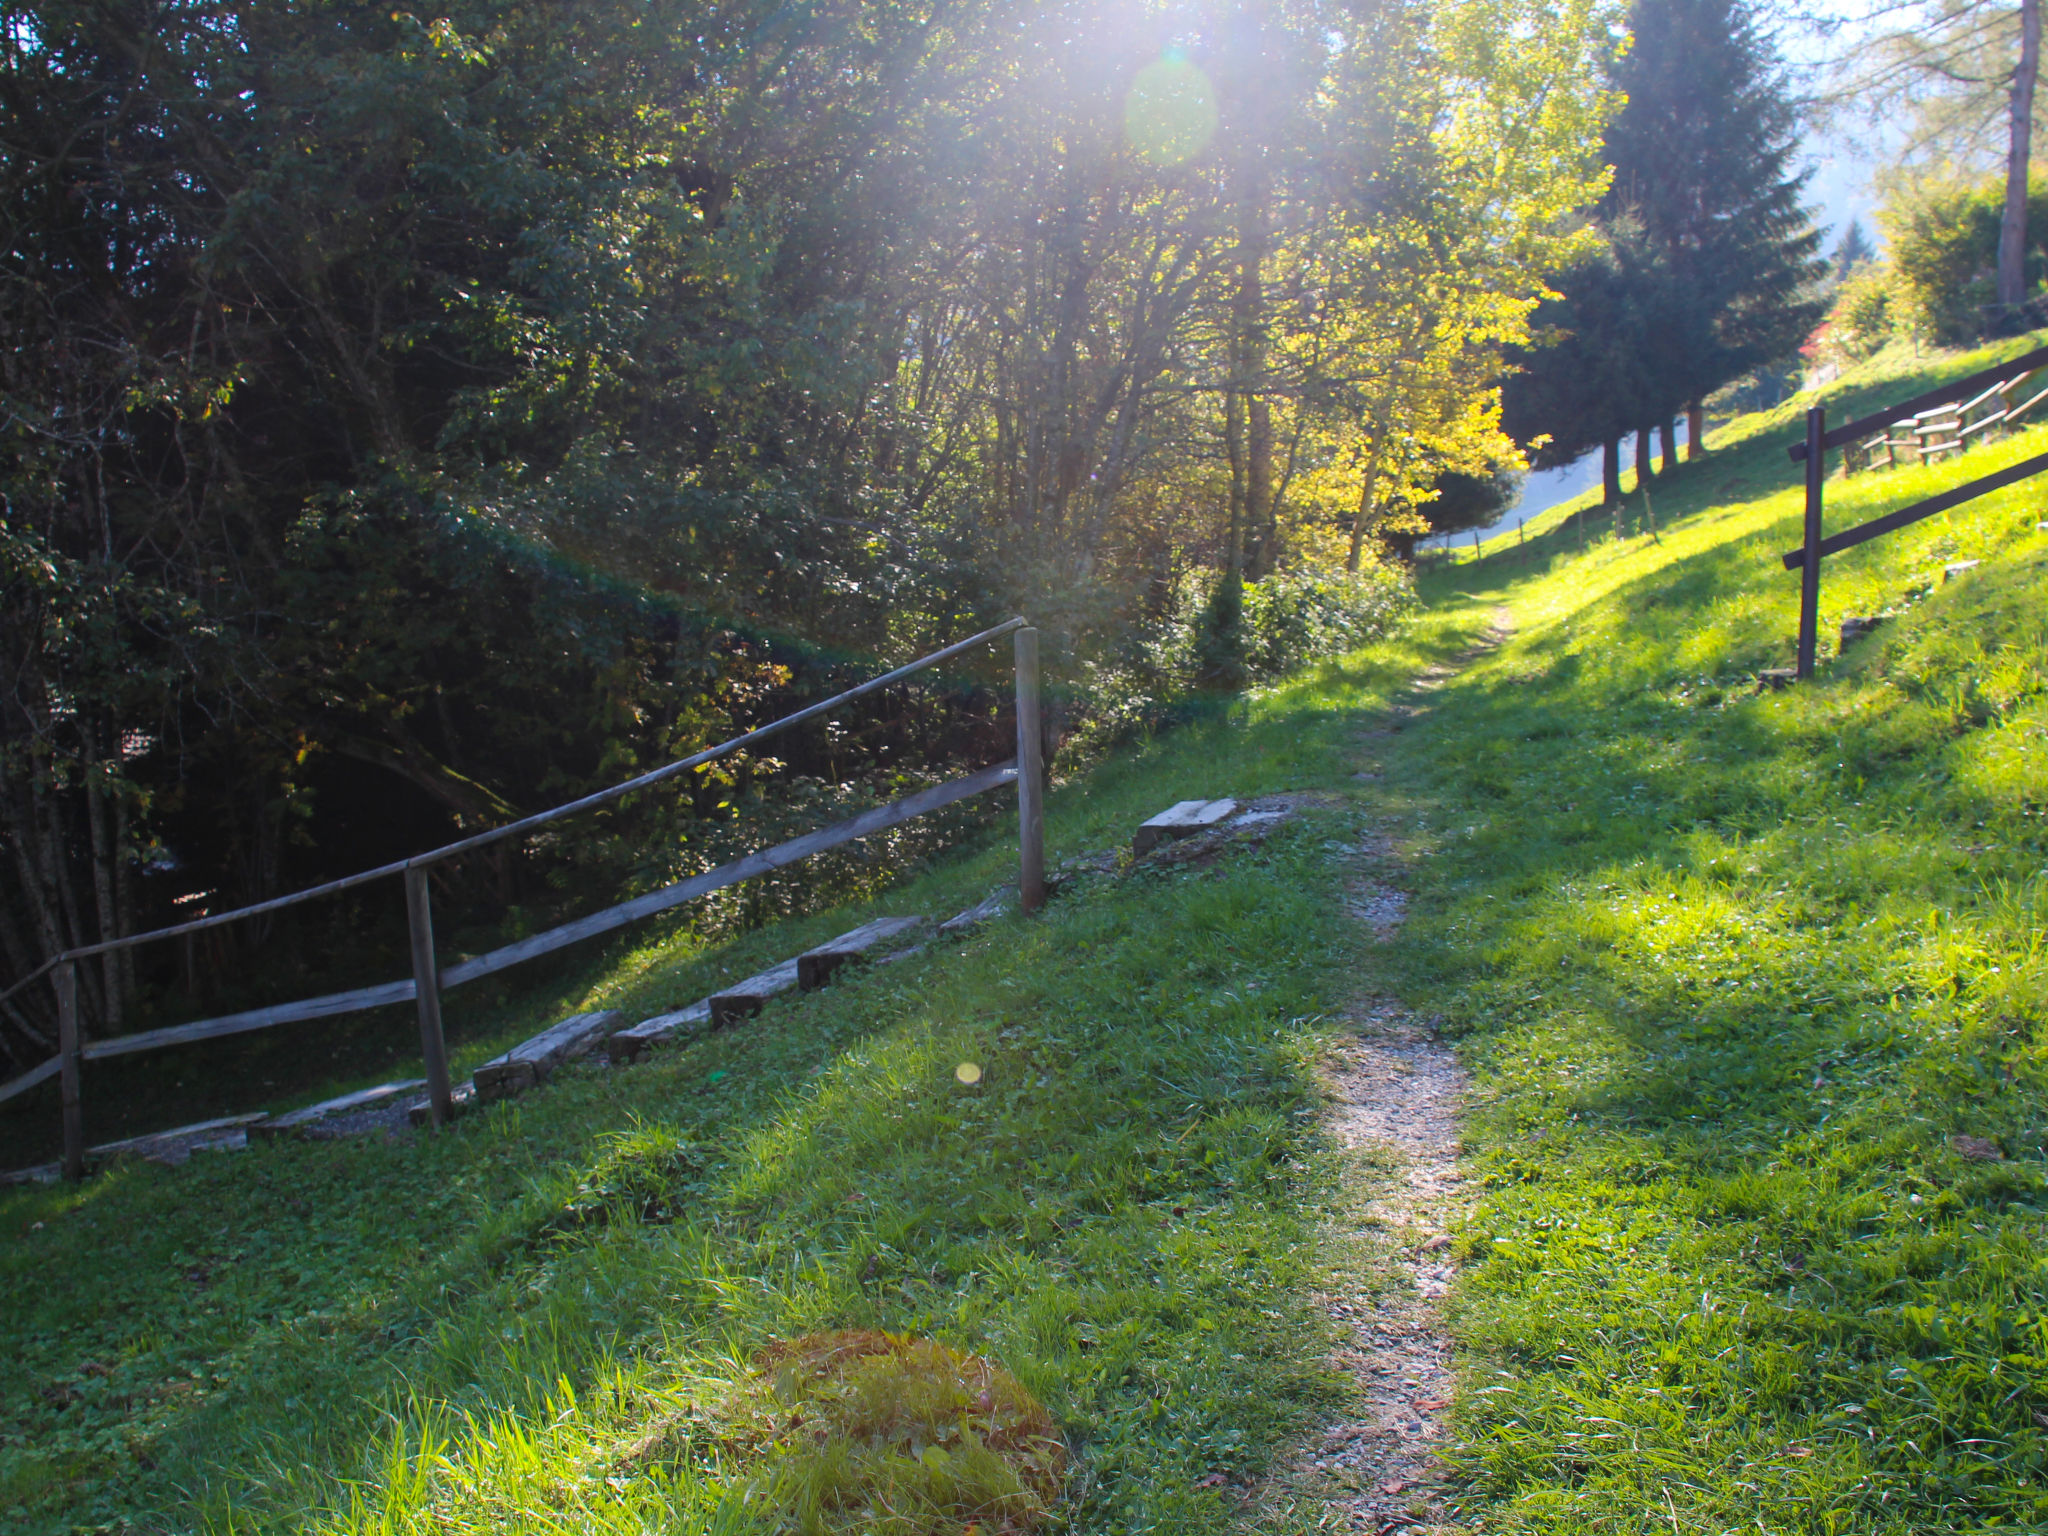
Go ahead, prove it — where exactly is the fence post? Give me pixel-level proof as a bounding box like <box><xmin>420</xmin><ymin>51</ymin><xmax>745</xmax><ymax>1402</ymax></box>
<box><xmin>1014</xmin><ymin>626</ymin><xmax>1045</xmax><ymax>913</ymax></box>
<box><xmin>1797</xmin><ymin>404</ymin><xmax>1826</xmax><ymax>679</ymax></box>
<box><xmin>56</xmin><ymin>961</ymin><xmax>83</xmax><ymax>1183</ymax></box>
<box><xmin>404</xmin><ymin>868</ymin><xmax>455</xmax><ymax>1126</ymax></box>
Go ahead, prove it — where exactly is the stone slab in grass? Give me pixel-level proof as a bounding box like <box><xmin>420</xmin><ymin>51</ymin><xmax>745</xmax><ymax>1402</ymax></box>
<box><xmin>255</xmin><ymin>1080</ymin><xmax>427</xmax><ymax>1137</ymax></box>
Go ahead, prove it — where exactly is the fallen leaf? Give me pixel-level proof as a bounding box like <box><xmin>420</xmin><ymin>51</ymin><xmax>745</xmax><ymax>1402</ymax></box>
<box><xmin>1379</xmin><ymin>1479</ymin><xmax>1412</xmax><ymax>1495</ymax></box>
<box><xmin>1414</xmin><ymin>1396</ymin><xmax>1450</xmax><ymax>1411</ymax></box>
<box><xmin>1194</xmin><ymin>1472</ymin><xmax>1228</xmax><ymax>1489</ymax></box>
<box><xmin>1952</xmin><ymin>1134</ymin><xmax>2003</xmax><ymax>1162</ymax></box>
<box><xmin>1782</xmin><ymin>1445</ymin><xmax>1813</xmax><ymax>1458</ymax></box>
<box><xmin>1417</xmin><ymin>1234</ymin><xmax>1452</xmax><ymax>1253</ymax></box>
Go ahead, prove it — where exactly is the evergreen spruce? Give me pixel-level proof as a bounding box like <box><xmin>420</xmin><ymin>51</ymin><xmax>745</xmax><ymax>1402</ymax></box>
<box><xmin>1502</xmin><ymin>0</ymin><xmax>1825</xmax><ymax>500</ymax></box>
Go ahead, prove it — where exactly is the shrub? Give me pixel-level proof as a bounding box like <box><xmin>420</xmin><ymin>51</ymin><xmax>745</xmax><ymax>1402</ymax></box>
<box><xmin>1881</xmin><ymin>174</ymin><xmax>2048</xmax><ymax>344</ymax></box>
<box><xmin>1823</xmin><ymin>262</ymin><xmax>1899</xmax><ymax>361</ymax></box>
<box><xmin>1060</xmin><ymin>561</ymin><xmax>1415</xmax><ymax>762</ymax></box>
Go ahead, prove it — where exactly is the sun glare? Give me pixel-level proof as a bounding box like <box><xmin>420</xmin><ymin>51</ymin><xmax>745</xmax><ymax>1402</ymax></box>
<box><xmin>1123</xmin><ymin>51</ymin><xmax>1217</xmax><ymax>166</ymax></box>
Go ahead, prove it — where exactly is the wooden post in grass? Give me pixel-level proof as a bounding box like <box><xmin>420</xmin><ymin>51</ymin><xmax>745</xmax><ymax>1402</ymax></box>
<box><xmin>1014</xmin><ymin>627</ymin><xmax>1046</xmax><ymax>912</ymax></box>
<box><xmin>56</xmin><ymin>961</ymin><xmax>82</xmax><ymax>1183</ymax></box>
<box><xmin>404</xmin><ymin>867</ymin><xmax>455</xmax><ymax>1127</ymax></box>
<box><xmin>1796</xmin><ymin>404</ymin><xmax>1826</xmax><ymax>680</ymax></box>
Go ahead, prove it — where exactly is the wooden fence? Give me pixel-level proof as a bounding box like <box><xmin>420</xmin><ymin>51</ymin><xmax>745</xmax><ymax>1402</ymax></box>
<box><xmin>1783</xmin><ymin>345</ymin><xmax>2048</xmax><ymax>678</ymax></box>
<box><xmin>0</xmin><ymin>620</ymin><xmax>1047</xmax><ymax>1181</ymax></box>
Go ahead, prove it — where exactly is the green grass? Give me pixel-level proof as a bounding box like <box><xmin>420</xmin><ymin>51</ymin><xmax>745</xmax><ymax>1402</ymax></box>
<box><xmin>1393</xmin><ymin>340</ymin><xmax>2048</xmax><ymax>1531</ymax></box>
<box><xmin>0</xmin><ymin>605</ymin><xmax>1493</xmax><ymax>1536</ymax></box>
<box><xmin>7</xmin><ymin>332</ymin><xmax>2047</xmax><ymax>1536</ymax></box>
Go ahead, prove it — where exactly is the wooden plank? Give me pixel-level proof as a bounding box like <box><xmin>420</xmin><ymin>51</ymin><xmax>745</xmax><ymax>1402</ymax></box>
<box><xmin>442</xmin><ymin>761</ymin><xmax>1018</xmax><ymax>989</ymax></box>
<box><xmin>709</xmin><ymin>959</ymin><xmax>802</xmax><ymax>1029</ymax></box>
<box><xmin>798</xmin><ymin>917</ymin><xmax>927</xmax><ymax>991</ymax></box>
<box><xmin>90</xmin><ymin>1114</ymin><xmax>268</xmax><ymax>1161</ymax></box>
<box><xmin>256</xmin><ymin>1080</ymin><xmax>427</xmax><ymax>1135</ymax></box>
<box><xmin>605</xmin><ymin>1001</ymin><xmax>712</xmax><ymax>1065</ymax></box>
<box><xmin>405</xmin><ymin>868</ymin><xmax>454</xmax><ymax>1128</ymax></box>
<box><xmin>0</xmin><ymin>1054</ymin><xmax>60</xmax><ymax>1108</ymax></box>
<box><xmin>79</xmin><ymin>978</ymin><xmax>416</xmax><ymax>1060</ymax></box>
<box><xmin>940</xmin><ymin>889</ymin><xmax>1014</xmax><ymax>934</ymax></box>
<box><xmin>1133</xmin><ymin>799</ymin><xmax>1239</xmax><ymax>856</ymax></box>
<box><xmin>57</xmin><ymin>962</ymin><xmax>81</xmax><ymax>1183</ymax></box>
<box><xmin>474</xmin><ymin>1010</ymin><xmax>624</xmax><ymax>1104</ymax></box>
<box><xmin>1780</xmin><ymin>448</ymin><xmax>2048</xmax><ymax>569</ymax></box>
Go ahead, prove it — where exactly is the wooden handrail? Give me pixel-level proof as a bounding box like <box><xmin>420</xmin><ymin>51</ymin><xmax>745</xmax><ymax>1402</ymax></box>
<box><xmin>34</xmin><ymin>617</ymin><xmax>1029</xmax><ymax>967</ymax></box>
<box><xmin>1789</xmin><ymin>344</ymin><xmax>2048</xmax><ymax>460</ymax></box>
<box><xmin>1</xmin><ymin>618</ymin><xmax>1043</xmax><ymax>1173</ymax></box>
<box><xmin>1777</xmin><ymin>448</ymin><xmax>2048</xmax><ymax>569</ymax></box>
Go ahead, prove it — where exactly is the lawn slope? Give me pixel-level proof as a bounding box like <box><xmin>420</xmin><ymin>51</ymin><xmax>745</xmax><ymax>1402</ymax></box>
<box><xmin>1393</xmin><ymin>337</ymin><xmax>2048</xmax><ymax>1532</ymax></box>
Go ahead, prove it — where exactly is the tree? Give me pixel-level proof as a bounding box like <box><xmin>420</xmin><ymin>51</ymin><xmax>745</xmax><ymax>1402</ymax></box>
<box><xmin>1502</xmin><ymin>0</ymin><xmax>1823</xmax><ymax>501</ymax></box>
<box><xmin>1843</xmin><ymin>0</ymin><xmax>2043</xmax><ymax>321</ymax></box>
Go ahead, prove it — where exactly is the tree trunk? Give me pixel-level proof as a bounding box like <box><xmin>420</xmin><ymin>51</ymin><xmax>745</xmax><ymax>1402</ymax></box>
<box><xmin>1346</xmin><ymin>422</ymin><xmax>1392</xmax><ymax>572</ymax></box>
<box><xmin>1686</xmin><ymin>400</ymin><xmax>1706</xmax><ymax>460</ymax></box>
<box><xmin>1633</xmin><ymin>426</ymin><xmax>1652</xmax><ymax>490</ymax></box>
<box><xmin>2001</xmin><ymin>0</ymin><xmax>2041</xmax><ymax>310</ymax></box>
<box><xmin>1602</xmin><ymin>436</ymin><xmax>1622</xmax><ymax>506</ymax></box>
<box><xmin>1658</xmin><ymin>418</ymin><xmax>1676</xmax><ymax>474</ymax></box>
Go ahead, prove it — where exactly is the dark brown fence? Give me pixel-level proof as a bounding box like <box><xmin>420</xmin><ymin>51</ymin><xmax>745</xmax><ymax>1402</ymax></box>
<box><xmin>1782</xmin><ymin>346</ymin><xmax>2048</xmax><ymax>677</ymax></box>
<box><xmin>0</xmin><ymin>620</ymin><xmax>1047</xmax><ymax>1180</ymax></box>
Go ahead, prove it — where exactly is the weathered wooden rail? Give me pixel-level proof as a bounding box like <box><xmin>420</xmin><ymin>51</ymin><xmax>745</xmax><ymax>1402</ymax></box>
<box><xmin>1781</xmin><ymin>347</ymin><xmax>2048</xmax><ymax>678</ymax></box>
<box><xmin>0</xmin><ymin>619</ymin><xmax>1048</xmax><ymax>1180</ymax></box>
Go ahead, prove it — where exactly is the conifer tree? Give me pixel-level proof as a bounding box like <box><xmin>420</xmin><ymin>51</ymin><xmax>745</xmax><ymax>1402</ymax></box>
<box><xmin>1503</xmin><ymin>0</ymin><xmax>1824</xmax><ymax>497</ymax></box>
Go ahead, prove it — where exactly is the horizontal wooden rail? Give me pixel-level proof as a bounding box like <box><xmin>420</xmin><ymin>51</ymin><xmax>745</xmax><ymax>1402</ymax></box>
<box><xmin>0</xmin><ymin>760</ymin><xmax>1018</xmax><ymax>1106</ymax></box>
<box><xmin>0</xmin><ymin>1056</ymin><xmax>60</xmax><ymax>1108</ymax></box>
<box><xmin>1789</xmin><ymin>345</ymin><xmax>2048</xmax><ymax>461</ymax></box>
<box><xmin>439</xmin><ymin>760</ymin><xmax>1016</xmax><ymax>985</ymax></box>
<box><xmin>1779</xmin><ymin>448</ymin><xmax>2048</xmax><ymax>570</ymax></box>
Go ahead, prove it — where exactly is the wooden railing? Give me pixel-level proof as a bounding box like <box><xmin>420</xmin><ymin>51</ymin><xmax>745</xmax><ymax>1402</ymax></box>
<box><xmin>0</xmin><ymin>620</ymin><xmax>1047</xmax><ymax>1180</ymax></box>
<box><xmin>1781</xmin><ymin>346</ymin><xmax>2048</xmax><ymax>677</ymax></box>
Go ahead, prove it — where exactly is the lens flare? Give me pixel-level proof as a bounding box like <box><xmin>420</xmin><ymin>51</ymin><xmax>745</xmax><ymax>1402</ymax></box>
<box><xmin>954</xmin><ymin>1061</ymin><xmax>983</xmax><ymax>1085</ymax></box>
<box><xmin>1124</xmin><ymin>54</ymin><xmax>1218</xmax><ymax>166</ymax></box>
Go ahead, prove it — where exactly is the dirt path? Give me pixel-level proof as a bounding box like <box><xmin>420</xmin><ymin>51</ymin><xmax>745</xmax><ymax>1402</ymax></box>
<box><xmin>1271</xmin><ymin>612</ymin><xmax>1511</xmax><ymax>1535</ymax></box>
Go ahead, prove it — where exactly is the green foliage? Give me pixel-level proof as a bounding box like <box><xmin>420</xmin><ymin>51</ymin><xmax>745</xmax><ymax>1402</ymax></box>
<box><xmin>1883</xmin><ymin>175</ymin><xmax>2048</xmax><ymax>344</ymax></box>
<box><xmin>1816</xmin><ymin>260</ymin><xmax>1901</xmax><ymax>364</ymax></box>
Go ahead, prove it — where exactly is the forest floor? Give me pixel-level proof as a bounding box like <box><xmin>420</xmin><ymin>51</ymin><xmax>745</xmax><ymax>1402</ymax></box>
<box><xmin>4</xmin><ymin>332</ymin><xmax>2048</xmax><ymax>1536</ymax></box>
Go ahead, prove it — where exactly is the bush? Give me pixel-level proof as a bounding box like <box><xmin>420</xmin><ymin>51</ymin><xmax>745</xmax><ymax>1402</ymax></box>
<box><xmin>1823</xmin><ymin>262</ymin><xmax>1899</xmax><ymax>361</ymax></box>
<box><xmin>1060</xmin><ymin>563</ymin><xmax>1415</xmax><ymax>762</ymax></box>
<box><xmin>1881</xmin><ymin>175</ymin><xmax>2048</xmax><ymax>344</ymax></box>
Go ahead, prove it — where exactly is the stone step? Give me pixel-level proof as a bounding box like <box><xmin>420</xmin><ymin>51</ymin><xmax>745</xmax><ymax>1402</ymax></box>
<box><xmin>254</xmin><ymin>1080</ymin><xmax>426</xmax><ymax>1137</ymax></box>
<box><xmin>798</xmin><ymin>916</ymin><xmax>927</xmax><ymax>990</ymax></box>
<box><xmin>1133</xmin><ymin>798</ymin><xmax>1238</xmax><ymax>856</ymax></box>
<box><xmin>606</xmin><ymin>1001</ymin><xmax>712</xmax><ymax>1065</ymax></box>
<box><xmin>473</xmin><ymin>1009</ymin><xmax>624</xmax><ymax>1104</ymax></box>
<box><xmin>708</xmin><ymin>958</ymin><xmax>802</xmax><ymax>1029</ymax></box>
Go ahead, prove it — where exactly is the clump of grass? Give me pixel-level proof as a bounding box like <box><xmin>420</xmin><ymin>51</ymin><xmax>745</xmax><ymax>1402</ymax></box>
<box><xmin>728</xmin><ymin>1330</ymin><xmax>1063</xmax><ymax>1535</ymax></box>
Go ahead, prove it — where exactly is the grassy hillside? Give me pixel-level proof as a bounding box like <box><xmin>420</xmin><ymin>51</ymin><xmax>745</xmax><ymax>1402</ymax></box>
<box><xmin>4</xmin><ymin>332</ymin><xmax>2045</xmax><ymax>1536</ymax></box>
<box><xmin>1398</xmin><ymin>337</ymin><xmax>2048</xmax><ymax>1531</ymax></box>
